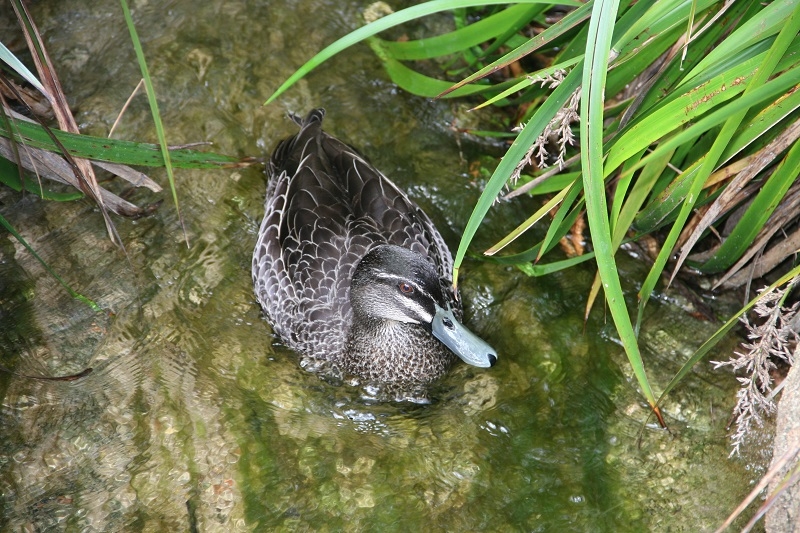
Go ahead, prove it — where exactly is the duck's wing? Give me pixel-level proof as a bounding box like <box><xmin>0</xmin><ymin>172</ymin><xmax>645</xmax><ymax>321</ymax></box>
<box><xmin>253</xmin><ymin>110</ymin><xmax>357</xmax><ymax>364</ymax></box>
<box><xmin>326</xmin><ymin>130</ymin><xmax>458</xmax><ymax>312</ymax></box>
<box><xmin>325</xmin><ymin>129</ymin><xmax>454</xmax><ymax>281</ymax></box>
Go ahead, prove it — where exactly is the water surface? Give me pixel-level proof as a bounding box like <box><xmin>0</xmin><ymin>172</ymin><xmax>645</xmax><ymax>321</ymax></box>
<box><xmin>0</xmin><ymin>1</ymin><xmax>759</xmax><ymax>531</ymax></box>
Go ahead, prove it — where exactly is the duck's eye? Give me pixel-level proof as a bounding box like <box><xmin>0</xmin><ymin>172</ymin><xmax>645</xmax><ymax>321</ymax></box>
<box><xmin>398</xmin><ymin>282</ymin><xmax>414</xmax><ymax>294</ymax></box>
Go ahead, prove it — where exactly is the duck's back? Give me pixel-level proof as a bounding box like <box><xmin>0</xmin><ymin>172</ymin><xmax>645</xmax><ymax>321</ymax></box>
<box><xmin>252</xmin><ymin>109</ymin><xmax>453</xmax><ymax>367</ymax></box>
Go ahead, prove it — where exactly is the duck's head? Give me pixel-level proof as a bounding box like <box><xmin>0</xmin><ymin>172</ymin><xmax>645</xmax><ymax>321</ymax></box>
<box><xmin>350</xmin><ymin>245</ymin><xmax>497</xmax><ymax>368</ymax></box>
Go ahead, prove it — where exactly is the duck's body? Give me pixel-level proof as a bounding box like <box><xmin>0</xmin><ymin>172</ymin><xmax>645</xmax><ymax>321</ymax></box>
<box><xmin>252</xmin><ymin>109</ymin><xmax>495</xmax><ymax>385</ymax></box>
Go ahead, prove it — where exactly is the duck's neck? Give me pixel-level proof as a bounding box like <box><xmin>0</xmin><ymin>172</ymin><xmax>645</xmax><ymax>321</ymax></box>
<box><xmin>342</xmin><ymin>316</ymin><xmax>454</xmax><ymax>384</ymax></box>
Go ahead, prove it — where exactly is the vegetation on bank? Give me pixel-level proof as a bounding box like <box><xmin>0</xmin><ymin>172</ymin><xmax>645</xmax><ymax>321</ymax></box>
<box><xmin>0</xmin><ymin>0</ymin><xmax>248</xmax><ymax>307</ymax></box>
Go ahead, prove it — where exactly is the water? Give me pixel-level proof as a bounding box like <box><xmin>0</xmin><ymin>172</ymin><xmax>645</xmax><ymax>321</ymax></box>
<box><xmin>0</xmin><ymin>1</ymin><xmax>761</xmax><ymax>531</ymax></box>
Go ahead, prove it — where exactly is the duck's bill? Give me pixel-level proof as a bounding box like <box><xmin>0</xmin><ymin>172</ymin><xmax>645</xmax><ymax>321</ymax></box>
<box><xmin>431</xmin><ymin>305</ymin><xmax>497</xmax><ymax>368</ymax></box>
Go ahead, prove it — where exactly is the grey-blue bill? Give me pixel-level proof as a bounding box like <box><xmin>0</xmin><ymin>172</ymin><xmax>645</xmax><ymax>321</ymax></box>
<box><xmin>431</xmin><ymin>305</ymin><xmax>497</xmax><ymax>368</ymax></box>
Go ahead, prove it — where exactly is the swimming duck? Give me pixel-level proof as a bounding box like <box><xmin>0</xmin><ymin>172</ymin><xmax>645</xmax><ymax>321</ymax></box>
<box><xmin>252</xmin><ymin>108</ymin><xmax>496</xmax><ymax>385</ymax></box>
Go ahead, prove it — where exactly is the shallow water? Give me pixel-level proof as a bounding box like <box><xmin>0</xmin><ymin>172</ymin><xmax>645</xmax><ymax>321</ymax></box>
<box><xmin>0</xmin><ymin>1</ymin><xmax>762</xmax><ymax>531</ymax></box>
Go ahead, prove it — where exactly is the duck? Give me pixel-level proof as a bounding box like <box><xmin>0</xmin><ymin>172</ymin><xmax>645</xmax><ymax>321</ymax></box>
<box><xmin>252</xmin><ymin>108</ymin><xmax>496</xmax><ymax>386</ymax></box>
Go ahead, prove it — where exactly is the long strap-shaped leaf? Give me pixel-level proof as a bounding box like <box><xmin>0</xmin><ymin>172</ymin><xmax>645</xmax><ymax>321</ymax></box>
<box><xmin>581</xmin><ymin>0</ymin><xmax>664</xmax><ymax>425</ymax></box>
<box><xmin>686</xmin><ymin>120</ymin><xmax>800</xmax><ymax>275</ymax></box>
<box><xmin>0</xmin><ymin>41</ymin><xmax>49</xmax><ymax>97</ymax></box>
<box><xmin>11</xmin><ymin>0</ymin><xmax>119</xmax><ymax>245</ymax></box>
<box><xmin>264</xmin><ymin>0</ymin><xmax>580</xmax><ymax>105</ymax></box>
<box><xmin>377</xmin><ymin>4</ymin><xmax>540</xmax><ymax>61</ymax></box>
<box><xmin>120</xmin><ymin>0</ymin><xmax>187</xmax><ymax>246</ymax></box>
<box><xmin>0</xmin><ymin>213</ymin><xmax>100</xmax><ymax>311</ymax></box>
<box><xmin>0</xmin><ymin>115</ymin><xmax>239</xmax><ymax>168</ymax></box>
<box><xmin>635</xmin><ymin>0</ymin><xmax>800</xmax><ymax>334</ymax></box>
<box><xmin>452</xmin><ymin>67</ymin><xmax>581</xmax><ymax>285</ymax></box>
<box><xmin>671</xmin><ymin>2</ymin><xmax>800</xmax><ymax>275</ymax></box>
<box><xmin>438</xmin><ymin>1</ymin><xmax>593</xmax><ymax>98</ymax></box>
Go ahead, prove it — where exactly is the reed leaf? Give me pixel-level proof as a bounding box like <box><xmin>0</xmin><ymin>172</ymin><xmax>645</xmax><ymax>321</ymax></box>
<box><xmin>11</xmin><ymin>0</ymin><xmax>119</xmax><ymax>244</ymax></box>
<box><xmin>265</xmin><ymin>0</ymin><xmax>578</xmax><ymax>105</ymax></box>
<box><xmin>581</xmin><ymin>0</ymin><xmax>661</xmax><ymax>418</ymax></box>
<box><xmin>699</xmin><ymin>135</ymin><xmax>800</xmax><ymax>273</ymax></box>
<box><xmin>673</xmin><ymin>3</ymin><xmax>800</xmax><ymax>274</ymax></box>
<box><xmin>120</xmin><ymin>0</ymin><xmax>186</xmax><ymax>245</ymax></box>
<box><xmin>0</xmin><ymin>213</ymin><xmax>100</xmax><ymax>312</ymax></box>
<box><xmin>0</xmin><ymin>116</ymin><xmax>240</xmax><ymax>168</ymax></box>
<box><xmin>437</xmin><ymin>1</ymin><xmax>593</xmax><ymax>97</ymax></box>
<box><xmin>368</xmin><ymin>39</ymin><xmax>504</xmax><ymax>99</ymax></box>
<box><xmin>377</xmin><ymin>4</ymin><xmax>542</xmax><ymax>61</ymax></box>
<box><xmin>452</xmin><ymin>66</ymin><xmax>582</xmax><ymax>285</ymax></box>
<box><xmin>0</xmin><ymin>40</ymin><xmax>49</xmax><ymax>97</ymax></box>
<box><xmin>0</xmin><ymin>157</ymin><xmax>82</xmax><ymax>201</ymax></box>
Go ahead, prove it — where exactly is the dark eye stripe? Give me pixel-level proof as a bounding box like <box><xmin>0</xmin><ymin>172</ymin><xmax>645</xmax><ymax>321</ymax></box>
<box><xmin>372</xmin><ymin>272</ymin><xmax>432</xmax><ymax>300</ymax></box>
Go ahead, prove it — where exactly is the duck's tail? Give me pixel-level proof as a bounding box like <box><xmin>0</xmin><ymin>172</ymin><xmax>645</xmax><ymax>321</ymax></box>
<box><xmin>289</xmin><ymin>108</ymin><xmax>325</xmax><ymax>127</ymax></box>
